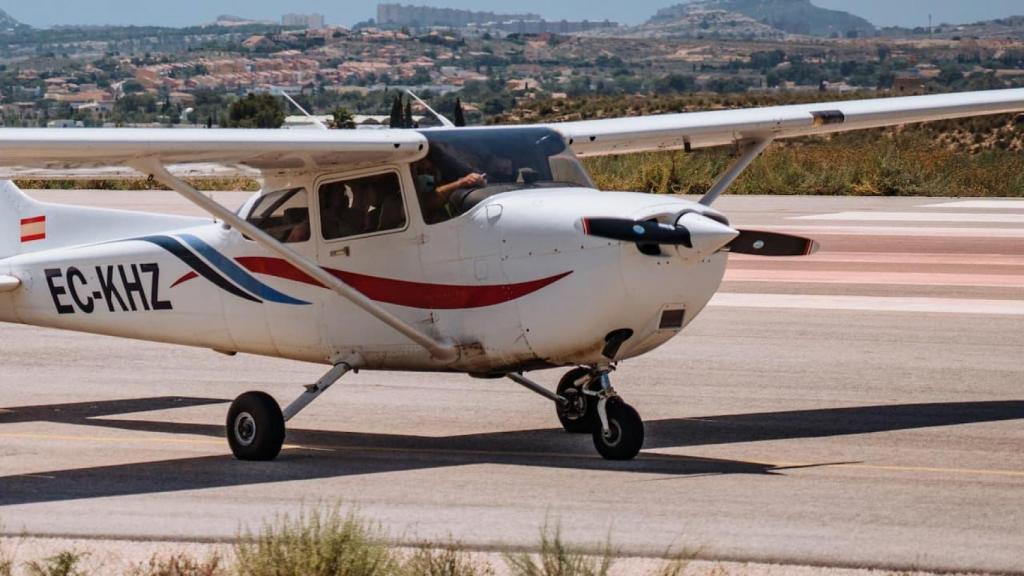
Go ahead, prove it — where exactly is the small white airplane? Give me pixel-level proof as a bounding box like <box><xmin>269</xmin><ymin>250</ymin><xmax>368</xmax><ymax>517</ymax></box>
<box><xmin>1</xmin><ymin>89</ymin><xmax>1023</xmax><ymax>462</ymax></box>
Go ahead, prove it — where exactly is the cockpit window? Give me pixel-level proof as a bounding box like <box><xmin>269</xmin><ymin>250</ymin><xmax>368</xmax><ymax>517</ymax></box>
<box><xmin>246</xmin><ymin>188</ymin><xmax>310</xmax><ymax>243</ymax></box>
<box><xmin>319</xmin><ymin>172</ymin><xmax>407</xmax><ymax>240</ymax></box>
<box><xmin>413</xmin><ymin>127</ymin><xmax>594</xmax><ymax>225</ymax></box>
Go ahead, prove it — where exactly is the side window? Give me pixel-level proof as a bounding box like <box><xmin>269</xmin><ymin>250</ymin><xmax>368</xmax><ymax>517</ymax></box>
<box><xmin>245</xmin><ymin>188</ymin><xmax>310</xmax><ymax>243</ymax></box>
<box><xmin>319</xmin><ymin>172</ymin><xmax>407</xmax><ymax>240</ymax></box>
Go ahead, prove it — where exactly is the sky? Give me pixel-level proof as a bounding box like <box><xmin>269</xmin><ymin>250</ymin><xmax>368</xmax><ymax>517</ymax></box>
<box><xmin>2</xmin><ymin>0</ymin><xmax>1023</xmax><ymax>30</ymax></box>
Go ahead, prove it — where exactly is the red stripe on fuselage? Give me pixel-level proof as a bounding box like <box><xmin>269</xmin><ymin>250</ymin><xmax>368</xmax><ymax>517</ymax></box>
<box><xmin>171</xmin><ymin>271</ymin><xmax>199</xmax><ymax>287</ymax></box>
<box><xmin>235</xmin><ymin>256</ymin><xmax>571</xmax><ymax>310</ymax></box>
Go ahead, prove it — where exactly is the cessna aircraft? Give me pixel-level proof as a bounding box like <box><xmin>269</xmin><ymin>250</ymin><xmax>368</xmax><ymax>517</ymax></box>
<box><xmin>1</xmin><ymin>88</ymin><xmax>1023</xmax><ymax>462</ymax></box>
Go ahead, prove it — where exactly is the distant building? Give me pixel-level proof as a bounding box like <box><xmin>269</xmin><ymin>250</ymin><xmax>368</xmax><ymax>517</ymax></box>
<box><xmin>377</xmin><ymin>3</ymin><xmax>538</xmax><ymax>28</ymax></box>
<box><xmin>282</xmin><ymin>13</ymin><xmax>325</xmax><ymax>29</ymax></box>
<box><xmin>480</xmin><ymin>19</ymin><xmax>619</xmax><ymax>35</ymax></box>
<box><xmin>893</xmin><ymin>76</ymin><xmax>926</xmax><ymax>95</ymax></box>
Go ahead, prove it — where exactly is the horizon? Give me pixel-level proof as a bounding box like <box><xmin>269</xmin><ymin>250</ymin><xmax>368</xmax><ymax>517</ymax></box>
<box><xmin>1</xmin><ymin>0</ymin><xmax>1023</xmax><ymax>30</ymax></box>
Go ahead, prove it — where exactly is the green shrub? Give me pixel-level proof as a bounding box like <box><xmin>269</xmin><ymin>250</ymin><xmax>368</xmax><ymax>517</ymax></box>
<box><xmin>25</xmin><ymin>551</ymin><xmax>86</xmax><ymax>576</ymax></box>
<box><xmin>401</xmin><ymin>546</ymin><xmax>493</xmax><ymax>576</ymax></box>
<box><xmin>234</xmin><ymin>507</ymin><xmax>399</xmax><ymax>576</ymax></box>
<box><xmin>504</xmin><ymin>525</ymin><xmax>613</xmax><ymax>576</ymax></box>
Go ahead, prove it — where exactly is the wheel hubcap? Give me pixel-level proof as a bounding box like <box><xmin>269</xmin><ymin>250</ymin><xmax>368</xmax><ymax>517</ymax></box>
<box><xmin>602</xmin><ymin>419</ymin><xmax>622</xmax><ymax>447</ymax></box>
<box><xmin>560</xmin><ymin>388</ymin><xmax>587</xmax><ymax>420</ymax></box>
<box><xmin>234</xmin><ymin>412</ymin><xmax>257</xmax><ymax>447</ymax></box>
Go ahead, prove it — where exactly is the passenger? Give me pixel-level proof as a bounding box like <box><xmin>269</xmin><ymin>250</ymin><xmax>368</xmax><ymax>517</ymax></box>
<box><xmin>486</xmin><ymin>157</ymin><xmax>516</xmax><ymax>183</ymax></box>
<box><xmin>320</xmin><ymin>184</ymin><xmax>361</xmax><ymax>239</ymax></box>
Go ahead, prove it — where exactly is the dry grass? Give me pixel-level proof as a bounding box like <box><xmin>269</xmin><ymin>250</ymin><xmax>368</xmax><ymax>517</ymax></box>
<box><xmin>0</xmin><ymin>548</ymin><xmax>11</xmax><ymax>576</ymax></box>
<box><xmin>12</xmin><ymin>177</ymin><xmax>259</xmax><ymax>192</ymax></box>
<box><xmin>129</xmin><ymin>553</ymin><xmax>227</xmax><ymax>576</ymax></box>
<box><xmin>584</xmin><ymin>132</ymin><xmax>1024</xmax><ymax>197</ymax></box>
<box><xmin>233</xmin><ymin>507</ymin><xmax>399</xmax><ymax>576</ymax></box>
<box><xmin>401</xmin><ymin>546</ymin><xmax>494</xmax><ymax>576</ymax></box>
<box><xmin>504</xmin><ymin>525</ymin><xmax>615</xmax><ymax>576</ymax></box>
<box><xmin>0</xmin><ymin>509</ymin><xmax>791</xmax><ymax>576</ymax></box>
<box><xmin>24</xmin><ymin>551</ymin><xmax>87</xmax><ymax>576</ymax></box>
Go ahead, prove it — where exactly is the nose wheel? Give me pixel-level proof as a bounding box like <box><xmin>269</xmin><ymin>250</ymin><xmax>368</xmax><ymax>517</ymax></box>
<box><xmin>510</xmin><ymin>368</ymin><xmax>645</xmax><ymax>460</ymax></box>
<box><xmin>592</xmin><ymin>397</ymin><xmax>644</xmax><ymax>460</ymax></box>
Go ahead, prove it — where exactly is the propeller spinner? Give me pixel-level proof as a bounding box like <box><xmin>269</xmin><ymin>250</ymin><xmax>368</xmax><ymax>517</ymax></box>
<box><xmin>582</xmin><ymin>215</ymin><xmax>818</xmax><ymax>257</ymax></box>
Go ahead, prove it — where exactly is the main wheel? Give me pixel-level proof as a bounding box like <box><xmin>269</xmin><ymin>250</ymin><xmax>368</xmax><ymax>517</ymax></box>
<box><xmin>556</xmin><ymin>368</ymin><xmax>597</xmax><ymax>433</ymax></box>
<box><xmin>227</xmin><ymin>391</ymin><xmax>285</xmax><ymax>461</ymax></box>
<box><xmin>592</xmin><ymin>399</ymin><xmax>644</xmax><ymax>460</ymax></box>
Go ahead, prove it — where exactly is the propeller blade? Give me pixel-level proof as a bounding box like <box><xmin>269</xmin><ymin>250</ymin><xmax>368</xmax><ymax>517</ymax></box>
<box><xmin>729</xmin><ymin>230</ymin><xmax>819</xmax><ymax>257</ymax></box>
<box><xmin>582</xmin><ymin>218</ymin><xmax>693</xmax><ymax>248</ymax></box>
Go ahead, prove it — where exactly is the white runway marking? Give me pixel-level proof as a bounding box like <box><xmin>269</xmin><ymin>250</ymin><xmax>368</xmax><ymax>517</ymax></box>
<box><xmin>792</xmin><ymin>212</ymin><xmax>1024</xmax><ymax>224</ymax></box>
<box><xmin>724</xmin><ymin>269</ymin><xmax>1024</xmax><ymax>287</ymax></box>
<box><xmin>729</xmin><ymin>252</ymin><xmax>1024</xmax><ymax>266</ymax></box>
<box><xmin>711</xmin><ymin>293</ymin><xmax>1024</xmax><ymax>316</ymax></box>
<box><xmin>755</xmin><ymin>225</ymin><xmax>1024</xmax><ymax>238</ymax></box>
<box><xmin>920</xmin><ymin>200</ymin><xmax>1024</xmax><ymax>210</ymax></box>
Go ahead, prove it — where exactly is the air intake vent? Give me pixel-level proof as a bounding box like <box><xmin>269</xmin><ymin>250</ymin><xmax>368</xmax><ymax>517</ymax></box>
<box><xmin>659</xmin><ymin>309</ymin><xmax>686</xmax><ymax>330</ymax></box>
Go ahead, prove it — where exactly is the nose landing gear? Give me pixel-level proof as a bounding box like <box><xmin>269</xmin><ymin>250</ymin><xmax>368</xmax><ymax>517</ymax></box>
<box><xmin>555</xmin><ymin>367</ymin><xmax>597</xmax><ymax>433</ymax></box>
<box><xmin>509</xmin><ymin>367</ymin><xmax>645</xmax><ymax>460</ymax></box>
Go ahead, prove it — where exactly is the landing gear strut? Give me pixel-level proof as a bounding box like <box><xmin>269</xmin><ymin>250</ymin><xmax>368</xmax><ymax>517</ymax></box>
<box><xmin>508</xmin><ymin>368</ymin><xmax>645</xmax><ymax>460</ymax></box>
<box><xmin>226</xmin><ymin>363</ymin><xmax>352</xmax><ymax>461</ymax></box>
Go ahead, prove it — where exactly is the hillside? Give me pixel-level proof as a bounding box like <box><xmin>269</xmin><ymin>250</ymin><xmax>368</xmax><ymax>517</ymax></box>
<box><xmin>883</xmin><ymin>15</ymin><xmax>1024</xmax><ymax>40</ymax></box>
<box><xmin>649</xmin><ymin>0</ymin><xmax>876</xmax><ymax>38</ymax></box>
<box><xmin>0</xmin><ymin>9</ymin><xmax>29</xmax><ymax>31</ymax></box>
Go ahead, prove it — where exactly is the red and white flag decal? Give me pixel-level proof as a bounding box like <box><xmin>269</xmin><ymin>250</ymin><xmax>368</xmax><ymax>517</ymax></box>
<box><xmin>20</xmin><ymin>216</ymin><xmax>46</xmax><ymax>243</ymax></box>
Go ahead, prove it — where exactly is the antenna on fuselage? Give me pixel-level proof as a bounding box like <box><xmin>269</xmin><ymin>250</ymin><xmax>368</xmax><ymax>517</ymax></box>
<box><xmin>405</xmin><ymin>89</ymin><xmax>456</xmax><ymax>128</ymax></box>
<box><xmin>273</xmin><ymin>86</ymin><xmax>329</xmax><ymax>131</ymax></box>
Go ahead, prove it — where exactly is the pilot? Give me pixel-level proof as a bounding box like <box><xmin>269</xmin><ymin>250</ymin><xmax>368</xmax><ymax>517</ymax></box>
<box><xmin>414</xmin><ymin>156</ymin><xmax>485</xmax><ymax>223</ymax></box>
<box><xmin>285</xmin><ymin>215</ymin><xmax>310</xmax><ymax>243</ymax></box>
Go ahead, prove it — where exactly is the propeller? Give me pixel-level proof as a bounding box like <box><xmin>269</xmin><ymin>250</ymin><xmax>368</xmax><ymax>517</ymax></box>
<box><xmin>728</xmin><ymin>229</ymin><xmax>819</xmax><ymax>257</ymax></box>
<box><xmin>582</xmin><ymin>218</ymin><xmax>693</xmax><ymax>248</ymax></box>
<box><xmin>582</xmin><ymin>216</ymin><xmax>819</xmax><ymax>257</ymax></box>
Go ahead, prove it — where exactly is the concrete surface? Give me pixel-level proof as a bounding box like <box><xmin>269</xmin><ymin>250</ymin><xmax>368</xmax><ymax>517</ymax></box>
<box><xmin>1</xmin><ymin>192</ymin><xmax>1022</xmax><ymax>574</ymax></box>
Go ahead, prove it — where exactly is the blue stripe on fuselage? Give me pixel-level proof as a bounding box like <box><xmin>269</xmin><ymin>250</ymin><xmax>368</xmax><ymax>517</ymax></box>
<box><xmin>177</xmin><ymin>234</ymin><xmax>310</xmax><ymax>306</ymax></box>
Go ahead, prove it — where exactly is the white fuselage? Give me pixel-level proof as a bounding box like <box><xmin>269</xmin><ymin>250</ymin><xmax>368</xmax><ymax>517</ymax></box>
<box><xmin>0</xmin><ymin>187</ymin><xmax>728</xmax><ymax>373</ymax></box>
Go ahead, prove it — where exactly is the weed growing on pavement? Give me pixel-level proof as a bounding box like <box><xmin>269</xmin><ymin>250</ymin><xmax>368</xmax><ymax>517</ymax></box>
<box><xmin>504</xmin><ymin>524</ymin><xmax>614</xmax><ymax>576</ymax></box>
<box><xmin>234</xmin><ymin>506</ymin><xmax>399</xmax><ymax>576</ymax></box>
<box><xmin>25</xmin><ymin>551</ymin><xmax>86</xmax><ymax>576</ymax></box>
<box><xmin>129</xmin><ymin>553</ymin><xmax>227</xmax><ymax>576</ymax></box>
<box><xmin>401</xmin><ymin>545</ymin><xmax>494</xmax><ymax>576</ymax></box>
<box><xmin>0</xmin><ymin>547</ymin><xmax>11</xmax><ymax>576</ymax></box>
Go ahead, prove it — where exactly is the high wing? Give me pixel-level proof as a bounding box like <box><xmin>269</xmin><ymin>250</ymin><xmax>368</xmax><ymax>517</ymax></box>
<box><xmin>0</xmin><ymin>128</ymin><xmax>427</xmax><ymax>171</ymax></box>
<box><xmin>549</xmin><ymin>88</ymin><xmax>1024</xmax><ymax>157</ymax></box>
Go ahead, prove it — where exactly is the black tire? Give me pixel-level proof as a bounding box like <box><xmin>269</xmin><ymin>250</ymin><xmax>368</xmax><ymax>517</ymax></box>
<box><xmin>227</xmin><ymin>391</ymin><xmax>285</xmax><ymax>461</ymax></box>
<box><xmin>592</xmin><ymin>399</ymin><xmax>644</xmax><ymax>460</ymax></box>
<box><xmin>556</xmin><ymin>368</ymin><xmax>596</xmax><ymax>433</ymax></box>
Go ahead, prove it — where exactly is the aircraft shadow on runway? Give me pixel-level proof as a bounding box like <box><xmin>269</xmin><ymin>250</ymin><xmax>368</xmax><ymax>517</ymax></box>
<box><xmin>0</xmin><ymin>396</ymin><xmax>1022</xmax><ymax>506</ymax></box>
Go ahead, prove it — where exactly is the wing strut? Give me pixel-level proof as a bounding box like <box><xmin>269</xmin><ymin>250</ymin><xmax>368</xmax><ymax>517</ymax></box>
<box><xmin>132</xmin><ymin>159</ymin><xmax>460</xmax><ymax>364</ymax></box>
<box><xmin>698</xmin><ymin>137</ymin><xmax>773</xmax><ymax>207</ymax></box>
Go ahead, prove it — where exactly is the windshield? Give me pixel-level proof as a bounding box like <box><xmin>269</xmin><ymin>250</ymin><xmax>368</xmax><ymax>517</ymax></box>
<box><xmin>413</xmin><ymin>127</ymin><xmax>593</xmax><ymax>224</ymax></box>
<box><xmin>245</xmin><ymin>187</ymin><xmax>310</xmax><ymax>243</ymax></box>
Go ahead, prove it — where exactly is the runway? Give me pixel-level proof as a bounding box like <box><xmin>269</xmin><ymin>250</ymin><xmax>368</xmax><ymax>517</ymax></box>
<box><xmin>1</xmin><ymin>192</ymin><xmax>1022</xmax><ymax>573</ymax></box>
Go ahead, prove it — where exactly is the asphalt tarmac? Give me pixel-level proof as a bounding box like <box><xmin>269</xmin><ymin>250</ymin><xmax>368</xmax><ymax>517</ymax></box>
<box><xmin>1</xmin><ymin>192</ymin><xmax>1022</xmax><ymax>573</ymax></box>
